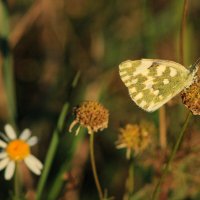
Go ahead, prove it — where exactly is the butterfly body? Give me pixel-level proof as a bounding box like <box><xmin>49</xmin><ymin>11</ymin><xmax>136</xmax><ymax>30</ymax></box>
<box><xmin>119</xmin><ymin>59</ymin><xmax>196</xmax><ymax>112</ymax></box>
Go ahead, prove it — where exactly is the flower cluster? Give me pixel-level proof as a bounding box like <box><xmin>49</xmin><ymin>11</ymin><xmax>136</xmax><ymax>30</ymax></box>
<box><xmin>0</xmin><ymin>124</ymin><xmax>43</xmax><ymax>180</ymax></box>
<box><xmin>181</xmin><ymin>76</ymin><xmax>200</xmax><ymax>115</ymax></box>
<box><xmin>116</xmin><ymin>124</ymin><xmax>151</xmax><ymax>159</ymax></box>
<box><xmin>69</xmin><ymin>101</ymin><xmax>109</xmax><ymax>135</ymax></box>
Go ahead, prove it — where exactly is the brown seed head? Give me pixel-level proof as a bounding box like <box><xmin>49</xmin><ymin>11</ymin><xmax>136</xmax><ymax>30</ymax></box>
<box><xmin>181</xmin><ymin>76</ymin><xmax>200</xmax><ymax>115</ymax></box>
<box><xmin>69</xmin><ymin>101</ymin><xmax>109</xmax><ymax>135</ymax></box>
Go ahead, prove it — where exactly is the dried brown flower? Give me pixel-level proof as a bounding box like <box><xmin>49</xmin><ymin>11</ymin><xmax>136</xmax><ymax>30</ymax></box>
<box><xmin>69</xmin><ymin>101</ymin><xmax>109</xmax><ymax>135</ymax></box>
<box><xmin>116</xmin><ymin>124</ymin><xmax>151</xmax><ymax>159</ymax></box>
<box><xmin>181</xmin><ymin>76</ymin><xmax>200</xmax><ymax>115</ymax></box>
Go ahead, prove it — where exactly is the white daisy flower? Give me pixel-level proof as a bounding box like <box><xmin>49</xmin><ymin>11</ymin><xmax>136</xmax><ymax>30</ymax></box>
<box><xmin>0</xmin><ymin>124</ymin><xmax>43</xmax><ymax>180</ymax></box>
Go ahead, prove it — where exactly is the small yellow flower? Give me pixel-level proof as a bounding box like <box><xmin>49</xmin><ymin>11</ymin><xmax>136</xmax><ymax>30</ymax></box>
<box><xmin>69</xmin><ymin>101</ymin><xmax>109</xmax><ymax>135</ymax></box>
<box><xmin>0</xmin><ymin>124</ymin><xmax>43</xmax><ymax>180</ymax></box>
<box><xmin>181</xmin><ymin>76</ymin><xmax>200</xmax><ymax>115</ymax></box>
<box><xmin>116</xmin><ymin>124</ymin><xmax>150</xmax><ymax>159</ymax></box>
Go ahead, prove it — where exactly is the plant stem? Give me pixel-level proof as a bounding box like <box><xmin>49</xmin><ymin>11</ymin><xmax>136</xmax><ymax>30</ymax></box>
<box><xmin>151</xmin><ymin>0</ymin><xmax>190</xmax><ymax>198</ymax></box>
<box><xmin>159</xmin><ymin>106</ymin><xmax>167</xmax><ymax>149</ymax></box>
<box><xmin>90</xmin><ymin>133</ymin><xmax>104</xmax><ymax>200</ymax></box>
<box><xmin>36</xmin><ymin>103</ymin><xmax>69</xmax><ymax>200</ymax></box>
<box><xmin>151</xmin><ymin>111</ymin><xmax>192</xmax><ymax>200</ymax></box>
<box><xmin>127</xmin><ymin>158</ymin><xmax>134</xmax><ymax>197</ymax></box>
<box><xmin>47</xmin><ymin>129</ymin><xmax>85</xmax><ymax>200</ymax></box>
<box><xmin>13</xmin><ymin>164</ymin><xmax>20</xmax><ymax>200</ymax></box>
<box><xmin>0</xmin><ymin>1</ymin><xmax>17</xmax><ymax>126</ymax></box>
<box><xmin>179</xmin><ymin>0</ymin><xmax>189</xmax><ymax>65</ymax></box>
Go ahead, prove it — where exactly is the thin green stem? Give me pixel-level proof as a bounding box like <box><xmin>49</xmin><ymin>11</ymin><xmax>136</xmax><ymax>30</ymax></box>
<box><xmin>90</xmin><ymin>133</ymin><xmax>104</xmax><ymax>200</ymax></box>
<box><xmin>47</xmin><ymin>129</ymin><xmax>85</xmax><ymax>200</ymax></box>
<box><xmin>36</xmin><ymin>103</ymin><xmax>69</xmax><ymax>200</ymax></box>
<box><xmin>179</xmin><ymin>0</ymin><xmax>189</xmax><ymax>65</ymax></box>
<box><xmin>151</xmin><ymin>0</ymin><xmax>190</xmax><ymax>199</ymax></box>
<box><xmin>128</xmin><ymin>158</ymin><xmax>134</xmax><ymax>197</ymax></box>
<box><xmin>159</xmin><ymin>106</ymin><xmax>167</xmax><ymax>149</ymax></box>
<box><xmin>13</xmin><ymin>164</ymin><xmax>20</xmax><ymax>200</ymax></box>
<box><xmin>72</xmin><ymin>70</ymin><xmax>81</xmax><ymax>88</ymax></box>
<box><xmin>123</xmin><ymin>157</ymin><xmax>134</xmax><ymax>200</ymax></box>
<box><xmin>0</xmin><ymin>1</ymin><xmax>17</xmax><ymax>126</ymax></box>
<box><xmin>151</xmin><ymin>111</ymin><xmax>192</xmax><ymax>200</ymax></box>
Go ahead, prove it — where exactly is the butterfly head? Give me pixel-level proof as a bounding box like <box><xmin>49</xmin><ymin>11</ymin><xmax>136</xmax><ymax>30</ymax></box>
<box><xmin>190</xmin><ymin>57</ymin><xmax>200</xmax><ymax>75</ymax></box>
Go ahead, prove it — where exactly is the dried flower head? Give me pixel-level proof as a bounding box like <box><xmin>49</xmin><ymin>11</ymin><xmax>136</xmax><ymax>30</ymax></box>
<box><xmin>69</xmin><ymin>101</ymin><xmax>109</xmax><ymax>135</ymax></box>
<box><xmin>181</xmin><ymin>76</ymin><xmax>200</xmax><ymax>115</ymax></box>
<box><xmin>116</xmin><ymin>124</ymin><xmax>150</xmax><ymax>159</ymax></box>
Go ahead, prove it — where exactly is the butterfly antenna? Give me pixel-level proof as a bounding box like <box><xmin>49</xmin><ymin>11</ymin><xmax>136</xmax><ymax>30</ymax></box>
<box><xmin>190</xmin><ymin>57</ymin><xmax>200</xmax><ymax>72</ymax></box>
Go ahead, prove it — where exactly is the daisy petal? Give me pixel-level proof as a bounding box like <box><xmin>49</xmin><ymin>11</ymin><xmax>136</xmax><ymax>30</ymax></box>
<box><xmin>0</xmin><ymin>139</ymin><xmax>7</xmax><ymax>148</ymax></box>
<box><xmin>28</xmin><ymin>155</ymin><xmax>43</xmax><ymax>169</ymax></box>
<box><xmin>4</xmin><ymin>124</ymin><xmax>16</xmax><ymax>140</ymax></box>
<box><xmin>0</xmin><ymin>158</ymin><xmax>10</xmax><ymax>170</ymax></box>
<box><xmin>19</xmin><ymin>129</ymin><xmax>31</xmax><ymax>141</ymax></box>
<box><xmin>24</xmin><ymin>156</ymin><xmax>41</xmax><ymax>175</ymax></box>
<box><xmin>0</xmin><ymin>134</ymin><xmax>9</xmax><ymax>142</ymax></box>
<box><xmin>5</xmin><ymin>161</ymin><xmax>15</xmax><ymax>180</ymax></box>
<box><xmin>0</xmin><ymin>152</ymin><xmax>7</xmax><ymax>159</ymax></box>
<box><xmin>27</xmin><ymin>136</ymin><xmax>38</xmax><ymax>146</ymax></box>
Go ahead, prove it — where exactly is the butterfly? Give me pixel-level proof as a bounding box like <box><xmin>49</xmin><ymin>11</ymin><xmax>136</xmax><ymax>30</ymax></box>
<box><xmin>119</xmin><ymin>58</ymin><xmax>199</xmax><ymax>112</ymax></box>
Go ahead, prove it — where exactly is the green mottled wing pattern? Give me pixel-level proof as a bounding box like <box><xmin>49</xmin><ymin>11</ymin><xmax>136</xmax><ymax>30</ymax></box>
<box><xmin>119</xmin><ymin>59</ymin><xmax>194</xmax><ymax>112</ymax></box>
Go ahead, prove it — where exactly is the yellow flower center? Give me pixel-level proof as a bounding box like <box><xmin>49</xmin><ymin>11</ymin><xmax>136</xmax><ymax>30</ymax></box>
<box><xmin>6</xmin><ymin>140</ymin><xmax>30</xmax><ymax>161</ymax></box>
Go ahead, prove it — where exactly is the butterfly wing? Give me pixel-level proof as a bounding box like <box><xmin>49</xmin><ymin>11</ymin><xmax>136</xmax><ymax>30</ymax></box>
<box><xmin>119</xmin><ymin>59</ymin><xmax>194</xmax><ymax>112</ymax></box>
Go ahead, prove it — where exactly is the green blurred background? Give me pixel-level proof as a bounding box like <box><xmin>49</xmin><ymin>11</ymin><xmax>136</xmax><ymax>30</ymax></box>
<box><xmin>0</xmin><ymin>0</ymin><xmax>200</xmax><ymax>199</ymax></box>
